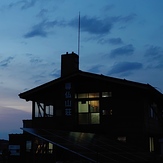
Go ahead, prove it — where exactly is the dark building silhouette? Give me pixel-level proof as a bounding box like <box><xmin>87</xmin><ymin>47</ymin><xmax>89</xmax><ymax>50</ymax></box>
<box><xmin>9</xmin><ymin>52</ymin><xmax>163</xmax><ymax>162</ymax></box>
<box><xmin>0</xmin><ymin>139</ymin><xmax>9</xmax><ymax>163</ymax></box>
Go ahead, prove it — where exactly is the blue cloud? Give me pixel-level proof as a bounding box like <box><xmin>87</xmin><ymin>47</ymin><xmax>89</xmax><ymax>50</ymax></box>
<box><xmin>87</xmin><ymin>65</ymin><xmax>103</xmax><ymax>73</ymax></box>
<box><xmin>50</xmin><ymin>69</ymin><xmax>60</xmax><ymax>78</ymax></box>
<box><xmin>155</xmin><ymin>63</ymin><xmax>163</xmax><ymax>69</ymax></box>
<box><xmin>108</xmin><ymin>61</ymin><xmax>143</xmax><ymax>75</ymax></box>
<box><xmin>9</xmin><ymin>0</ymin><xmax>37</xmax><ymax>9</ymax></box>
<box><xmin>98</xmin><ymin>37</ymin><xmax>123</xmax><ymax>45</ymax></box>
<box><xmin>109</xmin><ymin>38</ymin><xmax>123</xmax><ymax>45</ymax></box>
<box><xmin>0</xmin><ymin>57</ymin><xmax>14</xmax><ymax>67</ymax></box>
<box><xmin>24</xmin><ymin>13</ymin><xmax>137</xmax><ymax>38</ymax></box>
<box><xmin>102</xmin><ymin>4</ymin><xmax>115</xmax><ymax>12</ymax></box>
<box><xmin>145</xmin><ymin>45</ymin><xmax>162</xmax><ymax>59</ymax></box>
<box><xmin>144</xmin><ymin>45</ymin><xmax>163</xmax><ymax>69</ymax></box>
<box><xmin>24</xmin><ymin>53</ymin><xmax>43</xmax><ymax>65</ymax></box>
<box><xmin>69</xmin><ymin>14</ymin><xmax>136</xmax><ymax>36</ymax></box>
<box><xmin>110</xmin><ymin>44</ymin><xmax>134</xmax><ymax>58</ymax></box>
<box><xmin>81</xmin><ymin>16</ymin><xmax>112</xmax><ymax>35</ymax></box>
<box><xmin>24</xmin><ymin>19</ymin><xmax>60</xmax><ymax>38</ymax></box>
<box><xmin>119</xmin><ymin>13</ymin><xmax>137</xmax><ymax>23</ymax></box>
<box><xmin>24</xmin><ymin>27</ymin><xmax>47</xmax><ymax>38</ymax></box>
<box><xmin>36</xmin><ymin>9</ymin><xmax>48</xmax><ymax>18</ymax></box>
<box><xmin>30</xmin><ymin>57</ymin><xmax>42</xmax><ymax>64</ymax></box>
<box><xmin>69</xmin><ymin>15</ymin><xmax>113</xmax><ymax>35</ymax></box>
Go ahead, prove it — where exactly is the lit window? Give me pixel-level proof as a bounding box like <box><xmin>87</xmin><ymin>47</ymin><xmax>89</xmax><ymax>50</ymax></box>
<box><xmin>48</xmin><ymin>143</ymin><xmax>53</xmax><ymax>154</ymax></box>
<box><xmin>149</xmin><ymin>137</ymin><xmax>154</xmax><ymax>152</ymax></box>
<box><xmin>78</xmin><ymin>101</ymin><xmax>89</xmax><ymax>113</ymax></box>
<box><xmin>89</xmin><ymin>101</ymin><xmax>99</xmax><ymax>112</ymax></box>
<box><xmin>78</xmin><ymin>93</ymin><xmax>88</xmax><ymax>98</ymax></box>
<box><xmin>75</xmin><ymin>93</ymin><xmax>99</xmax><ymax>99</ymax></box>
<box><xmin>76</xmin><ymin>92</ymin><xmax>100</xmax><ymax>124</ymax></box>
<box><xmin>91</xmin><ymin>113</ymin><xmax>100</xmax><ymax>124</ymax></box>
<box><xmin>102</xmin><ymin>92</ymin><xmax>112</xmax><ymax>97</ymax></box>
<box><xmin>89</xmin><ymin>93</ymin><xmax>99</xmax><ymax>98</ymax></box>
<box><xmin>78</xmin><ymin>100</ymin><xmax>100</xmax><ymax>124</ymax></box>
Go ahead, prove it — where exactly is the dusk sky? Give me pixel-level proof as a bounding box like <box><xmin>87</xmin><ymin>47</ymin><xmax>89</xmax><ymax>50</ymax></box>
<box><xmin>0</xmin><ymin>0</ymin><xmax>163</xmax><ymax>140</ymax></box>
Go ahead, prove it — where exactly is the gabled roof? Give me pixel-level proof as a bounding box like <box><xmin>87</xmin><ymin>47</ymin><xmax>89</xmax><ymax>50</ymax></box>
<box><xmin>19</xmin><ymin>70</ymin><xmax>162</xmax><ymax>100</ymax></box>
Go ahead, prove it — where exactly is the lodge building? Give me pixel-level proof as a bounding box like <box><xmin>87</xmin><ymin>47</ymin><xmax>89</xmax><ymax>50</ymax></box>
<box><xmin>9</xmin><ymin>52</ymin><xmax>163</xmax><ymax>162</ymax></box>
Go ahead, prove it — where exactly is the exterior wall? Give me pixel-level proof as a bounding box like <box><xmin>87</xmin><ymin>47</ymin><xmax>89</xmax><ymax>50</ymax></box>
<box><xmin>29</xmin><ymin>76</ymin><xmax>163</xmax><ymax>152</ymax></box>
<box><xmin>19</xmin><ymin>72</ymin><xmax>163</xmax><ymax>155</ymax></box>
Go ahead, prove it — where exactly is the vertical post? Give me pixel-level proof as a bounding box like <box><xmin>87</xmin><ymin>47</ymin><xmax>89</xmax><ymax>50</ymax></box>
<box><xmin>78</xmin><ymin>12</ymin><xmax>80</xmax><ymax>56</ymax></box>
<box><xmin>32</xmin><ymin>101</ymin><xmax>35</xmax><ymax>119</ymax></box>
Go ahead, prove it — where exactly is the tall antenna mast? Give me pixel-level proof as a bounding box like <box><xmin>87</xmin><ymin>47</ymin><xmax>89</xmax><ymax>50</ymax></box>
<box><xmin>78</xmin><ymin>12</ymin><xmax>80</xmax><ymax>56</ymax></box>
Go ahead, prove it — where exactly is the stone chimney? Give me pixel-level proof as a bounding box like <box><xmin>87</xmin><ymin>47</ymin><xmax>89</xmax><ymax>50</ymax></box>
<box><xmin>61</xmin><ymin>52</ymin><xmax>79</xmax><ymax>77</ymax></box>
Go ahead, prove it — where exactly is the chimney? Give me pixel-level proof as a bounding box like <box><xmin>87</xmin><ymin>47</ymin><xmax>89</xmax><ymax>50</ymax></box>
<box><xmin>61</xmin><ymin>52</ymin><xmax>79</xmax><ymax>77</ymax></box>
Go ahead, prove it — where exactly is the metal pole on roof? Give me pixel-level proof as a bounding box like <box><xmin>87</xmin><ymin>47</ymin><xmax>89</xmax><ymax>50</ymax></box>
<box><xmin>78</xmin><ymin>12</ymin><xmax>80</xmax><ymax>56</ymax></box>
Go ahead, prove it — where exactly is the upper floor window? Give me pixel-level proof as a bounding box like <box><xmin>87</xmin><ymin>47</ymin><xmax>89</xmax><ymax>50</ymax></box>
<box><xmin>34</xmin><ymin>102</ymin><xmax>54</xmax><ymax>118</ymax></box>
<box><xmin>149</xmin><ymin>103</ymin><xmax>158</xmax><ymax>120</ymax></box>
<box><xmin>75</xmin><ymin>93</ymin><xmax>99</xmax><ymax>99</ymax></box>
<box><xmin>102</xmin><ymin>92</ymin><xmax>112</xmax><ymax>97</ymax></box>
<box><xmin>76</xmin><ymin>91</ymin><xmax>112</xmax><ymax>124</ymax></box>
<box><xmin>78</xmin><ymin>100</ymin><xmax>100</xmax><ymax>124</ymax></box>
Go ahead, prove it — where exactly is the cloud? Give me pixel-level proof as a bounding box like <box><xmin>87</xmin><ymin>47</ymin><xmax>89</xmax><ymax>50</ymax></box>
<box><xmin>0</xmin><ymin>57</ymin><xmax>14</xmax><ymax>67</ymax></box>
<box><xmin>30</xmin><ymin>57</ymin><xmax>43</xmax><ymax>64</ymax></box>
<box><xmin>102</xmin><ymin>4</ymin><xmax>115</xmax><ymax>12</ymax></box>
<box><xmin>24</xmin><ymin>53</ymin><xmax>43</xmax><ymax>65</ymax></box>
<box><xmin>68</xmin><ymin>14</ymin><xmax>136</xmax><ymax>36</ymax></box>
<box><xmin>109</xmin><ymin>38</ymin><xmax>123</xmax><ymax>45</ymax></box>
<box><xmin>145</xmin><ymin>45</ymin><xmax>162</xmax><ymax>59</ymax></box>
<box><xmin>36</xmin><ymin>9</ymin><xmax>48</xmax><ymax>19</ymax></box>
<box><xmin>69</xmin><ymin>15</ymin><xmax>113</xmax><ymax>35</ymax></box>
<box><xmin>119</xmin><ymin>13</ymin><xmax>137</xmax><ymax>23</ymax></box>
<box><xmin>66</xmin><ymin>14</ymin><xmax>136</xmax><ymax>44</ymax></box>
<box><xmin>98</xmin><ymin>37</ymin><xmax>123</xmax><ymax>45</ymax></box>
<box><xmin>24</xmin><ymin>28</ymin><xmax>47</xmax><ymax>38</ymax></box>
<box><xmin>49</xmin><ymin>69</ymin><xmax>60</xmax><ymax>78</ymax></box>
<box><xmin>24</xmin><ymin>19</ymin><xmax>60</xmax><ymax>38</ymax></box>
<box><xmin>24</xmin><ymin>13</ymin><xmax>137</xmax><ymax>38</ymax></box>
<box><xmin>9</xmin><ymin>0</ymin><xmax>37</xmax><ymax>9</ymax></box>
<box><xmin>110</xmin><ymin>44</ymin><xmax>134</xmax><ymax>58</ymax></box>
<box><xmin>87</xmin><ymin>65</ymin><xmax>103</xmax><ymax>73</ymax></box>
<box><xmin>155</xmin><ymin>63</ymin><xmax>163</xmax><ymax>69</ymax></box>
<box><xmin>108</xmin><ymin>61</ymin><xmax>143</xmax><ymax>75</ymax></box>
<box><xmin>81</xmin><ymin>16</ymin><xmax>113</xmax><ymax>35</ymax></box>
<box><xmin>144</xmin><ymin>45</ymin><xmax>163</xmax><ymax>69</ymax></box>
